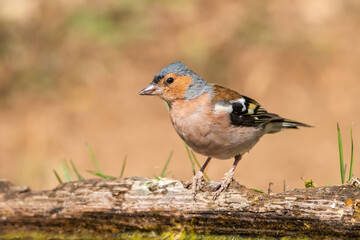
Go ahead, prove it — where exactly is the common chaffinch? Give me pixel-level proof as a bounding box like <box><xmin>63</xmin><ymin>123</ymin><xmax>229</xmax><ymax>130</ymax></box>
<box><xmin>140</xmin><ymin>61</ymin><xmax>311</xmax><ymax>199</ymax></box>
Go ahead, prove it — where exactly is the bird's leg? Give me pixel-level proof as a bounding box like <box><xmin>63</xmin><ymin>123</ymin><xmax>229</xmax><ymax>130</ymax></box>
<box><xmin>185</xmin><ymin>157</ymin><xmax>212</xmax><ymax>194</ymax></box>
<box><xmin>213</xmin><ymin>154</ymin><xmax>242</xmax><ymax>200</ymax></box>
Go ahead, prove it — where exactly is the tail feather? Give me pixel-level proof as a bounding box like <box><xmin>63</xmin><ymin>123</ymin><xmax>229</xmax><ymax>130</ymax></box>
<box><xmin>264</xmin><ymin>118</ymin><xmax>312</xmax><ymax>134</ymax></box>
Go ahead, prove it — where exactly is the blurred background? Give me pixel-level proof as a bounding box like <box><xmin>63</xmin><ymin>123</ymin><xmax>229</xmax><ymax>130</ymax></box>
<box><xmin>0</xmin><ymin>0</ymin><xmax>359</xmax><ymax>192</ymax></box>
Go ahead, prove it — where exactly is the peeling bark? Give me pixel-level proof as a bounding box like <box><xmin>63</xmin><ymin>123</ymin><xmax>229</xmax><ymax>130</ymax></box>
<box><xmin>1</xmin><ymin>177</ymin><xmax>360</xmax><ymax>238</ymax></box>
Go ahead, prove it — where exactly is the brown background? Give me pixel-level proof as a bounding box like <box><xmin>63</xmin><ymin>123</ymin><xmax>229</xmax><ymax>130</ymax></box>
<box><xmin>0</xmin><ymin>0</ymin><xmax>359</xmax><ymax>193</ymax></box>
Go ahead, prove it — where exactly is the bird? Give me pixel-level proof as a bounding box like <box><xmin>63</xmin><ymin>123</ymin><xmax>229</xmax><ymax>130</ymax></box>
<box><xmin>139</xmin><ymin>61</ymin><xmax>311</xmax><ymax>199</ymax></box>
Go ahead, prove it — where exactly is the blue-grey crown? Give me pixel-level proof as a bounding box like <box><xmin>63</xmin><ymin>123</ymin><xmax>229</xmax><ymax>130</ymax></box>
<box><xmin>159</xmin><ymin>61</ymin><xmax>191</xmax><ymax>76</ymax></box>
<box><xmin>153</xmin><ymin>61</ymin><xmax>199</xmax><ymax>81</ymax></box>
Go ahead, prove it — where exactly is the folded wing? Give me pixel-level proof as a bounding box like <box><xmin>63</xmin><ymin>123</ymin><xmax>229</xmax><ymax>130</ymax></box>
<box><xmin>212</xmin><ymin>85</ymin><xmax>312</xmax><ymax>133</ymax></box>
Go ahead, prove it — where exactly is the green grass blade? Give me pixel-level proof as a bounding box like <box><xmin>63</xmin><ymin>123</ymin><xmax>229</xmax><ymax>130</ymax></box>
<box><xmin>164</xmin><ymin>101</ymin><xmax>170</xmax><ymax>111</ymax></box>
<box><xmin>86</xmin><ymin>143</ymin><xmax>102</xmax><ymax>173</ymax></box>
<box><xmin>53</xmin><ymin>170</ymin><xmax>63</xmax><ymax>184</ymax></box>
<box><xmin>161</xmin><ymin>151</ymin><xmax>173</xmax><ymax>178</ymax></box>
<box><xmin>337</xmin><ymin>123</ymin><xmax>345</xmax><ymax>184</ymax></box>
<box><xmin>349</xmin><ymin>125</ymin><xmax>354</xmax><ymax>181</ymax></box>
<box><xmin>249</xmin><ymin>188</ymin><xmax>264</xmax><ymax>194</ymax></box>
<box><xmin>153</xmin><ymin>174</ymin><xmax>160</xmax><ymax>180</ymax></box>
<box><xmin>70</xmin><ymin>160</ymin><xmax>84</xmax><ymax>180</ymax></box>
<box><xmin>86</xmin><ymin>170</ymin><xmax>115</xmax><ymax>179</ymax></box>
<box><xmin>119</xmin><ymin>155</ymin><xmax>127</xmax><ymax>178</ymax></box>
<box><xmin>191</xmin><ymin>151</ymin><xmax>201</xmax><ymax>169</ymax></box>
<box><xmin>61</xmin><ymin>160</ymin><xmax>72</xmax><ymax>182</ymax></box>
<box><xmin>191</xmin><ymin>151</ymin><xmax>210</xmax><ymax>181</ymax></box>
<box><xmin>184</xmin><ymin>142</ymin><xmax>196</xmax><ymax>175</ymax></box>
<box><xmin>344</xmin><ymin>163</ymin><xmax>347</xmax><ymax>179</ymax></box>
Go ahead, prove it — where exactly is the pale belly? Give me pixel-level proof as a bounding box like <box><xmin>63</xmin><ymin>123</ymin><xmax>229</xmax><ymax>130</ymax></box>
<box><xmin>170</xmin><ymin>108</ymin><xmax>264</xmax><ymax>159</ymax></box>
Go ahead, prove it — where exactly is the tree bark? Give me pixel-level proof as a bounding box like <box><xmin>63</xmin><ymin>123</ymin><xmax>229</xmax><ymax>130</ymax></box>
<box><xmin>1</xmin><ymin>177</ymin><xmax>360</xmax><ymax>238</ymax></box>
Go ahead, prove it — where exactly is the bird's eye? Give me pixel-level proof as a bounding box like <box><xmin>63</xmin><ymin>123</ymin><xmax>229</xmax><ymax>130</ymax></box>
<box><xmin>166</xmin><ymin>77</ymin><xmax>174</xmax><ymax>84</ymax></box>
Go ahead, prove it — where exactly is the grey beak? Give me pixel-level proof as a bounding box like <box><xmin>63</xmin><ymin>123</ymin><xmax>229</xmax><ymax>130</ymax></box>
<box><xmin>139</xmin><ymin>83</ymin><xmax>161</xmax><ymax>95</ymax></box>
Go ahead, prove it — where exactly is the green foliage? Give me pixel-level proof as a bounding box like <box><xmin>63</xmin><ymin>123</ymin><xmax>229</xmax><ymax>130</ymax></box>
<box><xmin>184</xmin><ymin>142</ymin><xmax>196</xmax><ymax>176</ymax></box>
<box><xmin>249</xmin><ymin>188</ymin><xmax>264</xmax><ymax>194</ymax></box>
<box><xmin>164</xmin><ymin>101</ymin><xmax>170</xmax><ymax>111</ymax></box>
<box><xmin>337</xmin><ymin>123</ymin><xmax>355</xmax><ymax>184</ymax></box>
<box><xmin>54</xmin><ymin>159</ymin><xmax>84</xmax><ymax>184</ymax></box>
<box><xmin>160</xmin><ymin>151</ymin><xmax>173</xmax><ymax>178</ymax></box>
<box><xmin>85</xmin><ymin>143</ymin><xmax>116</xmax><ymax>179</ymax></box>
<box><xmin>53</xmin><ymin>144</ymin><xmax>127</xmax><ymax>183</ymax></box>
<box><xmin>349</xmin><ymin>126</ymin><xmax>354</xmax><ymax>181</ymax></box>
<box><xmin>70</xmin><ymin>160</ymin><xmax>84</xmax><ymax>180</ymax></box>
<box><xmin>154</xmin><ymin>151</ymin><xmax>173</xmax><ymax>180</ymax></box>
<box><xmin>337</xmin><ymin>123</ymin><xmax>345</xmax><ymax>184</ymax></box>
<box><xmin>86</xmin><ymin>143</ymin><xmax>102</xmax><ymax>173</ymax></box>
<box><xmin>53</xmin><ymin>170</ymin><xmax>63</xmax><ymax>184</ymax></box>
<box><xmin>61</xmin><ymin>160</ymin><xmax>72</xmax><ymax>182</ymax></box>
<box><xmin>304</xmin><ymin>180</ymin><xmax>315</xmax><ymax>188</ymax></box>
<box><xmin>86</xmin><ymin>170</ymin><xmax>116</xmax><ymax>179</ymax></box>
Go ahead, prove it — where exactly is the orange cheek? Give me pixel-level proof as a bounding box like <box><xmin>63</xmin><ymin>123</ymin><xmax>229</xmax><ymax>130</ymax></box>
<box><xmin>164</xmin><ymin>87</ymin><xmax>185</xmax><ymax>100</ymax></box>
<box><xmin>163</xmin><ymin>76</ymin><xmax>193</xmax><ymax>101</ymax></box>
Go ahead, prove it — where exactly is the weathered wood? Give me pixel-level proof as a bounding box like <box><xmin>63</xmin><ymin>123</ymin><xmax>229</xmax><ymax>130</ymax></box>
<box><xmin>1</xmin><ymin>177</ymin><xmax>360</xmax><ymax>238</ymax></box>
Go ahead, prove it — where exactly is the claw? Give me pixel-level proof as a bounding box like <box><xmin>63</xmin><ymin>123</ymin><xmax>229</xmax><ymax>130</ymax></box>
<box><xmin>213</xmin><ymin>154</ymin><xmax>242</xmax><ymax>200</ymax></box>
<box><xmin>184</xmin><ymin>180</ymin><xmax>192</xmax><ymax>189</ymax></box>
<box><xmin>213</xmin><ymin>170</ymin><xmax>235</xmax><ymax>200</ymax></box>
<box><xmin>186</xmin><ymin>171</ymin><xmax>205</xmax><ymax>197</ymax></box>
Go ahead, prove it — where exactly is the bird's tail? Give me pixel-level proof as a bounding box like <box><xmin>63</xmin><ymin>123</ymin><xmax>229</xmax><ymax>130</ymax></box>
<box><xmin>263</xmin><ymin>118</ymin><xmax>312</xmax><ymax>134</ymax></box>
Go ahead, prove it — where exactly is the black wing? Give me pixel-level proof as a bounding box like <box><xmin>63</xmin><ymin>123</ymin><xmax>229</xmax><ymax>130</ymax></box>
<box><xmin>228</xmin><ymin>96</ymin><xmax>278</xmax><ymax>127</ymax></box>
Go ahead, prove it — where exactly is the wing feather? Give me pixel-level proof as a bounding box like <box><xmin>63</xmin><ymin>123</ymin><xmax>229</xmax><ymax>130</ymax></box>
<box><xmin>211</xmin><ymin>85</ymin><xmax>311</xmax><ymax>130</ymax></box>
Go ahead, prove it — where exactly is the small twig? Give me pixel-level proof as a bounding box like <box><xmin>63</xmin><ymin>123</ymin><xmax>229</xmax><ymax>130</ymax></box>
<box><xmin>267</xmin><ymin>182</ymin><xmax>273</xmax><ymax>194</ymax></box>
<box><xmin>348</xmin><ymin>176</ymin><xmax>360</xmax><ymax>187</ymax></box>
<box><xmin>283</xmin><ymin>180</ymin><xmax>286</xmax><ymax>192</ymax></box>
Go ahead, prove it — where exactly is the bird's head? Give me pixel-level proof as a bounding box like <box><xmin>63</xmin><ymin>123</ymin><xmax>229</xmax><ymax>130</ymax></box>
<box><xmin>139</xmin><ymin>61</ymin><xmax>212</xmax><ymax>104</ymax></box>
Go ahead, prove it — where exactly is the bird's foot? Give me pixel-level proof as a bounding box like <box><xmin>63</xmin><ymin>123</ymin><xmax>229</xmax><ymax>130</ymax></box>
<box><xmin>213</xmin><ymin>170</ymin><xmax>235</xmax><ymax>200</ymax></box>
<box><xmin>185</xmin><ymin>171</ymin><xmax>205</xmax><ymax>196</ymax></box>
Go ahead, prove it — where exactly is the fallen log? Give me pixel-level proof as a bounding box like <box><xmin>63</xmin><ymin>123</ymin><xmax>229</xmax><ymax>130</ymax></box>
<box><xmin>1</xmin><ymin>177</ymin><xmax>360</xmax><ymax>238</ymax></box>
